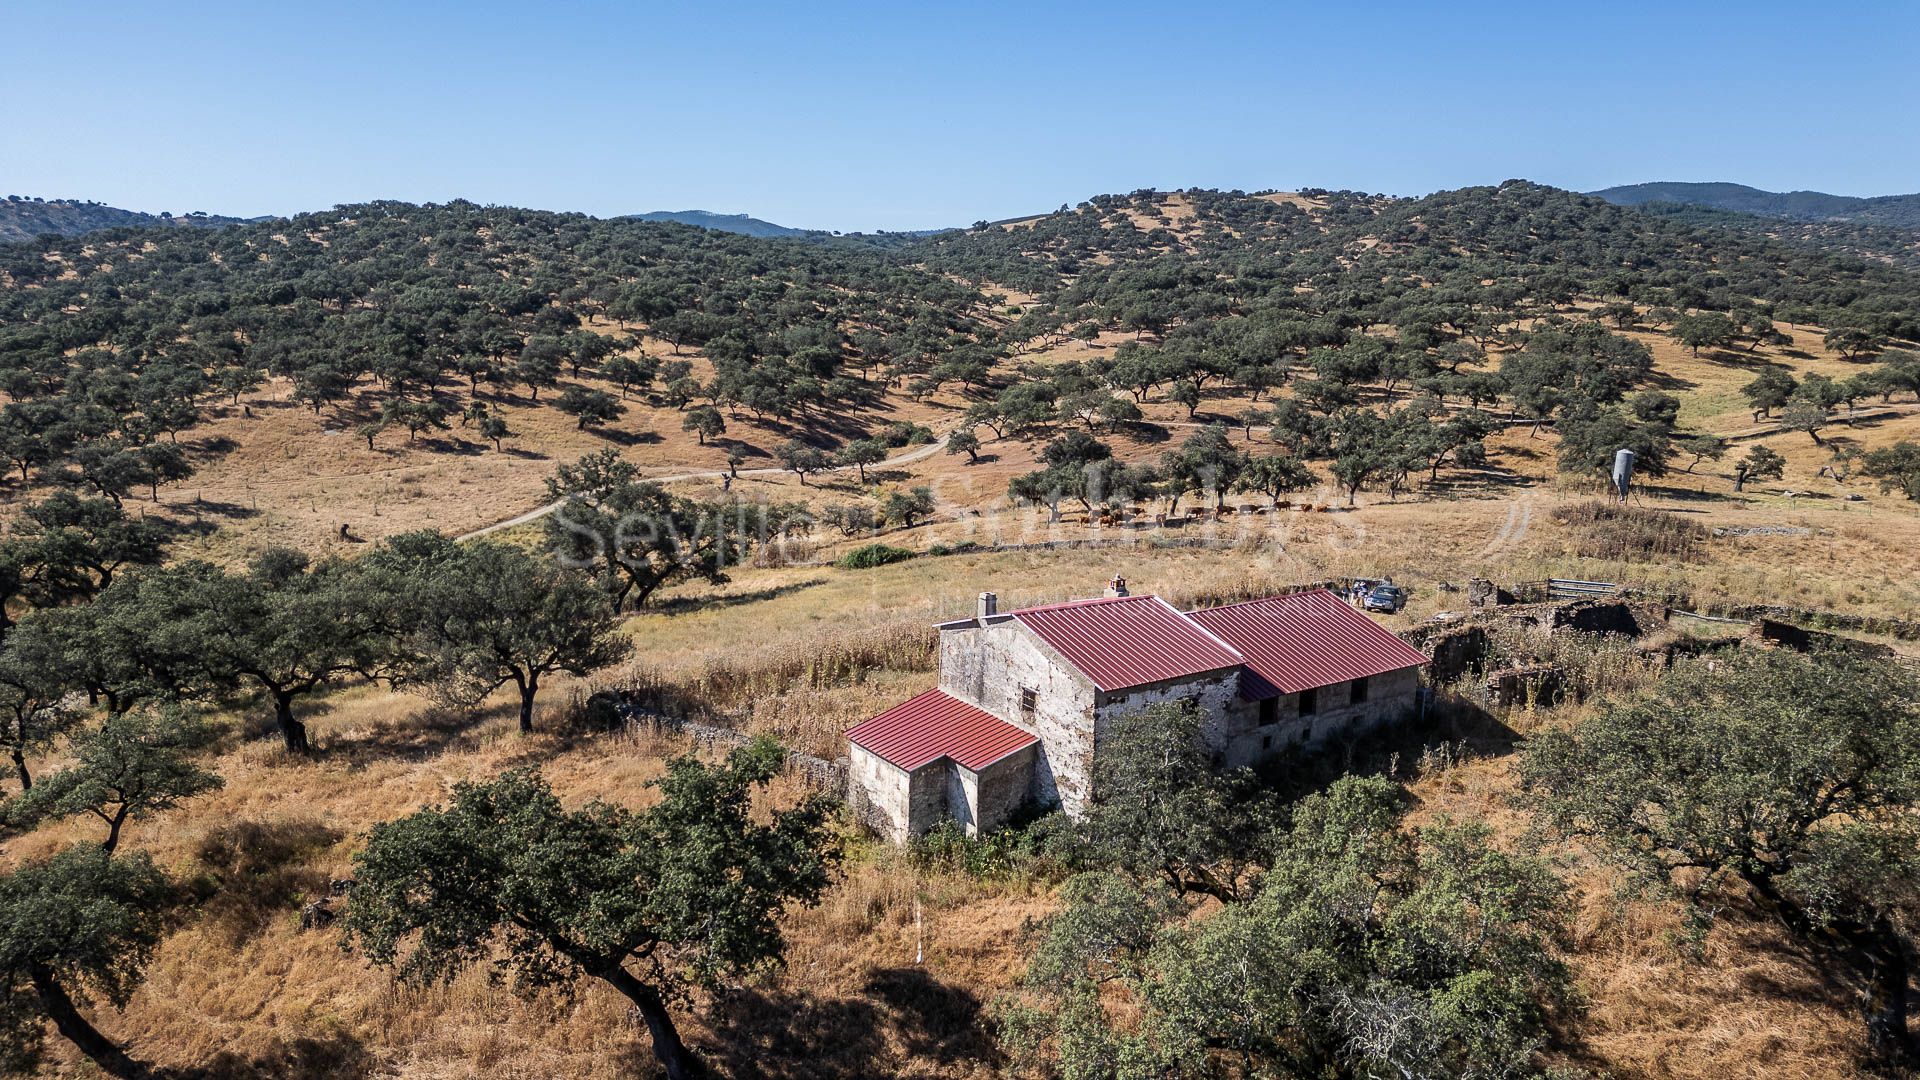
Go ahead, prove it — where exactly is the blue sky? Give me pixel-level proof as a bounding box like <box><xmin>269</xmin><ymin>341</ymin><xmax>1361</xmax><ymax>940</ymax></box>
<box><xmin>3</xmin><ymin>1</ymin><xmax>1916</xmax><ymax>232</ymax></box>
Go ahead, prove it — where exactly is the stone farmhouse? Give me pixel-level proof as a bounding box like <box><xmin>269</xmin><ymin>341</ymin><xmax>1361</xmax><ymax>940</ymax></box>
<box><xmin>846</xmin><ymin>578</ymin><xmax>1430</xmax><ymax>841</ymax></box>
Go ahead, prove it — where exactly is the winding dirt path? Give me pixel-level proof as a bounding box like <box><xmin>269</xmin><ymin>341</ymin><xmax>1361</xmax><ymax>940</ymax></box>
<box><xmin>456</xmin><ymin>434</ymin><xmax>951</xmax><ymax>541</ymax></box>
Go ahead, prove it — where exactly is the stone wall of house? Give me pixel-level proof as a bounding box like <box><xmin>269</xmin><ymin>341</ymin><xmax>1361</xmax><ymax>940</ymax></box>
<box><xmin>849</xmin><ymin>743</ymin><xmax>913</xmax><ymax>843</ymax></box>
<box><xmin>938</xmin><ymin>622</ymin><xmax>1096</xmax><ymax>814</ymax></box>
<box><xmin>944</xmin><ymin>764</ymin><xmax>977</xmax><ymax>835</ymax></box>
<box><xmin>1092</xmin><ymin>668</ymin><xmax>1243</xmax><ymax>760</ymax></box>
<box><xmin>847</xmin><ymin>743</ymin><xmax>962</xmax><ymax>842</ymax></box>
<box><xmin>850</xmin><ymin>741</ymin><xmax>1041</xmax><ymax>842</ymax></box>
<box><xmin>906</xmin><ymin>760</ymin><xmax>949</xmax><ymax>837</ymax></box>
<box><xmin>972</xmin><ymin>744</ymin><xmax>1039</xmax><ymax>833</ymax></box>
<box><xmin>1222</xmin><ymin>665</ymin><xmax>1421</xmax><ymax>762</ymax></box>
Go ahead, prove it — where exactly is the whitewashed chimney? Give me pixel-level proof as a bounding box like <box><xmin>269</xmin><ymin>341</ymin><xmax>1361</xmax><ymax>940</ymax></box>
<box><xmin>978</xmin><ymin>591</ymin><xmax>998</xmax><ymax>620</ymax></box>
<box><xmin>1105</xmin><ymin>575</ymin><xmax>1129</xmax><ymax>598</ymax></box>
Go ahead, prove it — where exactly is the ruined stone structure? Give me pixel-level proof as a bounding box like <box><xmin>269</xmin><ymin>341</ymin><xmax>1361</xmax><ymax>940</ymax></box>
<box><xmin>846</xmin><ymin>578</ymin><xmax>1429</xmax><ymax>841</ymax></box>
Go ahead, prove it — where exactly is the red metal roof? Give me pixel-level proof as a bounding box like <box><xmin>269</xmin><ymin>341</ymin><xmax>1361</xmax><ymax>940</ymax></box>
<box><xmin>1012</xmin><ymin>595</ymin><xmax>1243</xmax><ymax>692</ymax></box>
<box><xmin>1187</xmin><ymin>588</ymin><xmax>1429</xmax><ymax>699</ymax></box>
<box><xmin>846</xmin><ymin>688</ymin><xmax>1038</xmax><ymax>772</ymax></box>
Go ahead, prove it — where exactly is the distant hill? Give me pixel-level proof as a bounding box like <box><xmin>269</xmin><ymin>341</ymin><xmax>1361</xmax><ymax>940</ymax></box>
<box><xmin>624</xmin><ymin>210</ymin><xmax>810</xmax><ymax>238</ymax></box>
<box><xmin>0</xmin><ymin>197</ymin><xmax>258</xmax><ymax>244</ymax></box>
<box><xmin>1592</xmin><ymin>182</ymin><xmax>1920</xmax><ymax>229</ymax></box>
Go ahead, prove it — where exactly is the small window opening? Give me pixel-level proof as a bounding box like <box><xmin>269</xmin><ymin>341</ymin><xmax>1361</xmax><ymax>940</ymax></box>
<box><xmin>1019</xmin><ymin>687</ymin><xmax>1037</xmax><ymax>716</ymax></box>
<box><xmin>1351</xmin><ymin>676</ymin><xmax>1369</xmax><ymax>704</ymax></box>
<box><xmin>1298</xmin><ymin>687</ymin><xmax>1318</xmax><ymax>716</ymax></box>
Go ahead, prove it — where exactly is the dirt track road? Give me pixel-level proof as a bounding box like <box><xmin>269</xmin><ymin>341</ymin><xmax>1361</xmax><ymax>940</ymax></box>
<box><xmin>456</xmin><ymin>434</ymin><xmax>951</xmax><ymax>541</ymax></box>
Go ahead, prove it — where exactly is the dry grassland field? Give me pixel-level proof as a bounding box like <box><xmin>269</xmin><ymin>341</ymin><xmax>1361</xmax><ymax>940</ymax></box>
<box><xmin>118</xmin><ymin>308</ymin><xmax>1920</xmax><ymax>621</ymax></box>
<box><xmin>3</xmin><ymin>186</ymin><xmax>1920</xmax><ymax>1080</ymax></box>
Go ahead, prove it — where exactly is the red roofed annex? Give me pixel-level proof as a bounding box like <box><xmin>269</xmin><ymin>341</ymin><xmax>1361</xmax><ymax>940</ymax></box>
<box><xmin>846</xmin><ymin>576</ymin><xmax>1429</xmax><ymax>841</ymax></box>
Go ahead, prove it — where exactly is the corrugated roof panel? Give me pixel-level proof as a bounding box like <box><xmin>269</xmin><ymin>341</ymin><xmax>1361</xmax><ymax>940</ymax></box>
<box><xmin>1187</xmin><ymin>588</ymin><xmax>1429</xmax><ymax>699</ymax></box>
<box><xmin>1012</xmin><ymin>594</ymin><xmax>1243</xmax><ymax>692</ymax></box>
<box><xmin>846</xmin><ymin>688</ymin><xmax>1038</xmax><ymax>771</ymax></box>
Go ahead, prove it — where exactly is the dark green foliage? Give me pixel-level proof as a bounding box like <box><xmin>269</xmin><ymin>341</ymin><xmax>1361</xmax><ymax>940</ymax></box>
<box><xmin>1077</xmin><ymin>701</ymin><xmax>1273</xmax><ymax>902</ymax></box>
<box><xmin>344</xmin><ymin>746</ymin><xmax>839</xmax><ymax>1079</ymax></box>
<box><xmin>879</xmin><ymin>421</ymin><xmax>934</xmax><ymax>447</ymax></box>
<box><xmin>6</xmin><ymin>491</ymin><xmax>166</xmax><ymax>609</ymax></box>
<box><xmin>1555</xmin><ymin>400</ymin><xmax>1674</xmax><ymax>478</ymax></box>
<box><xmin>879</xmin><ymin>486</ymin><xmax>937</xmax><ymax>529</ymax></box>
<box><xmin>948</xmin><ymin>428</ymin><xmax>981</xmax><ymax>462</ymax></box>
<box><xmin>1523</xmin><ymin>650</ymin><xmax>1920</xmax><ymax>1064</ymax></box>
<box><xmin>1733</xmin><ymin>443</ymin><xmax>1787</xmax><ymax>491</ymax></box>
<box><xmin>681</xmin><ymin>404</ymin><xmax>723</xmax><ymax>444</ymax></box>
<box><xmin>1863</xmin><ymin>441</ymin><xmax>1920</xmax><ymax>500</ymax></box>
<box><xmin>1160</xmin><ymin>423</ymin><xmax>1245</xmax><ymax>512</ymax></box>
<box><xmin>602</xmin><ymin>354</ymin><xmax>658</xmax><ymax>398</ymax></box>
<box><xmin>776</xmin><ymin>440</ymin><xmax>832</xmax><ymax>485</ymax></box>
<box><xmin>1234</xmin><ymin>452</ymin><xmax>1315</xmax><ymax>506</ymax></box>
<box><xmin>6</xmin><ymin>706</ymin><xmax>221</xmax><ymax>854</ymax></box>
<box><xmin>0</xmin><ymin>637</ymin><xmax>80</xmax><ymax>793</ymax></box>
<box><xmin>999</xmin><ymin>777</ymin><xmax>1570</xmax><ymax>1080</ymax></box>
<box><xmin>95</xmin><ymin>551</ymin><xmax>394</xmax><ymax>754</ymax></box>
<box><xmin>543</xmin><ymin>450</ymin><xmax>752</xmax><ymax>609</ymax></box>
<box><xmin>1680</xmin><ymin>434</ymin><xmax>1727</xmax><ymax>472</ymax></box>
<box><xmin>556</xmin><ymin>386</ymin><xmax>624</xmax><ymax>429</ymax></box>
<box><xmin>907</xmin><ymin>812</ymin><xmax>1077</xmax><ymax>882</ymax></box>
<box><xmin>477</xmin><ymin>413</ymin><xmax>513</xmax><ymax>450</ymax></box>
<box><xmin>835</xmin><ymin>438</ymin><xmax>889</xmax><ymax>483</ymax></box>
<box><xmin>1670</xmin><ymin>311</ymin><xmax>1737</xmax><ymax>355</ymax></box>
<box><xmin>0</xmin><ymin>846</ymin><xmax>172</xmax><ymax>1078</ymax></box>
<box><xmin>1009</xmin><ymin>431</ymin><xmax>1157</xmax><ymax>521</ymax></box>
<box><xmin>836</xmin><ymin>543</ymin><xmax>916</xmax><ymax>569</ymax></box>
<box><xmin>0</xmin><ymin>201</ymin><xmax>994</xmax><ymax>493</ymax></box>
<box><xmin>1593</xmin><ymin>182</ymin><xmax>1920</xmax><ymax>230</ymax></box>
<box><xmin>379</xmin><ymin>398</ymin><xmax>449</xmax><ymax>442</ymax></box>
<box><xmin>365</xmin><ymin>533</ymin><xmax>633</xmax><ymax>733</ymax></box>
<box><xmin>1742</xmin><ymin>368</ymin><xmax>1798</xmax><ymax>419</ymax></box>
<box><xmin>1325</xmin><ymin>408</ymin><xmax>1421</xmax><ymax>504</ymax></box>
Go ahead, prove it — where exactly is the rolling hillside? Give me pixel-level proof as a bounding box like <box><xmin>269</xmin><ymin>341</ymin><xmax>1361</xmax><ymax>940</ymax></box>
<box><xmin>624</xmin><ymin>209</ymin><xmax>810</xmax><ymax>237</ymax></box>
<box><xmin>3</xmin><ymin>180</ymin><xmax>1920</xmax><ymax>1080</ymax></box>
<box><xmin>0</xmin><ymin>196</ymin><xmax>259</xmax><ymax>243</ymax></box>
<box><xmin>1593</xmin><ymin>180</ymin><xmax>1920</xmax><ymax>228</ymax></box>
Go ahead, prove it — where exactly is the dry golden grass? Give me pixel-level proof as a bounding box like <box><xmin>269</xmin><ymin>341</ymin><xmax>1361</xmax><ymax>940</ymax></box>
<box><xmin>8</xmin><ymin>524</ymin><xmax>1896</xmax><ymax>1078</ymax></box>
<box><xmin>8</xmin><ymin>277</ymin><xmax>1918</xmax><ymax>1075</ymax></box>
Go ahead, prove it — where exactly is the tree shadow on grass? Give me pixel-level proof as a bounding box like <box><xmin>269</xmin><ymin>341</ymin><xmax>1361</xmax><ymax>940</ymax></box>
<box><xmin>647</xmin><ymin>578</ymin><xmax>828</xmax><ymax>616</ymax></box>
<box><xmin>701</xmin><ymin>985</ymin><xmax>888</xmax><ymax>1079</ymax></box>
<box><xmin>1120</xmin><ymin>421</ymin><xmax>1172</xmax><ymax>445</ymax></box>
<box><xmin>1643</xmin><ymin>368</ymin><xmax>1698</xmax><ymax>391</ymax></box>
<box><xmin>1637</xmin><ymin>482</ymin><xmax>1737</xmax><ymax>504</ymax></box>
<box><xmin>596</xmin><ymin>427</ymin><xmax>664</xmax><ymax>446</ymax></box>
<box><xmin>164</xmin><ymin>1031</ymin><xmax>376</xmax><ymax>1080</ymax></box>
<box><xmin>1704</xmin><ymin>349</ymin><xmax>1786</xmax><ymax>370</ymax></box>
<box><xmin>861</xmin><ymin>967</ymin><xmax>1001</xmax><ymax>1067</ymax></box>
<box><xmin>713</xmin><ymin>437</ymin><xmax>769</xmax><ymax>459</ymax></box>
<box><xmin>170</xmin><ymin>495</ymin><xmax>258</xmax><ymax>520</ymax></box>
<box><xmin>186</xmin><ymin>817</ymin><xmax>345</xmax><ymax>947</ymax></box>
<box><xmin>314</xmin><ymin>702</ymin><xmax>503</xmax><ymax>765</ymax></box>
<box><xmin>698</xmin><ymin>968</ymin><xmax>999</xmax><ymax>1079</ymax></box>
<box><xmin>188</xmin><ymin>434</ymin><xmax>242</xmax><ymax>456</ymax></box>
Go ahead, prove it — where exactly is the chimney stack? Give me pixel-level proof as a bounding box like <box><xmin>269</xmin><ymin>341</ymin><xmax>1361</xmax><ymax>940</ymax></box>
<box><xmin>978</xmin><ymin>591</ymin><xmax>998</xmax><ymax>620</ymax></box>
<box><xmin>1105</xmin><ymin>575</ymin><xmax>1129</xmax><ymax>598</ymax></box>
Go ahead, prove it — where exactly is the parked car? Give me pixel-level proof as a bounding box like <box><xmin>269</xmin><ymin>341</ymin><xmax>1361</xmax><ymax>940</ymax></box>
<box><xmin>1361</xmin><ymin>583</ymin><xmax>1407</xmax><ymax>614</ymax></box>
